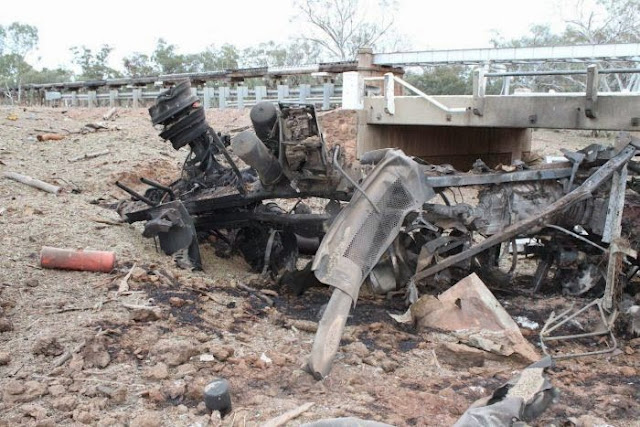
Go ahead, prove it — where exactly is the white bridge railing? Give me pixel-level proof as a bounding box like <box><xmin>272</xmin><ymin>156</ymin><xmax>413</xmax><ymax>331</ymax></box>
<box><xmin>42</xmin><ymin>83</ymin><xmax>343</xmax><ymax>110</ymax></box>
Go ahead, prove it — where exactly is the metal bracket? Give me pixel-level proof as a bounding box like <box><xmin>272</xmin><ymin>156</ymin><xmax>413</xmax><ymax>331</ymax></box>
<box><xmin>472</xmin><ymin>67</ymin><xmax>487</xmax><ymax>116</ymax></box>
<box><xmin>539</xmin><ymin>298</ymin><xmax>618</xmax><ymax>360</ymax></box>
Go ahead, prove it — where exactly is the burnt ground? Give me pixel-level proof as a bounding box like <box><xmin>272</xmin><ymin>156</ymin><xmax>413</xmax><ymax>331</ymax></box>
<box><xmin>0</xmin><ymin>107</ymin><xmax>639</xmax><ymax>426</ymax></box>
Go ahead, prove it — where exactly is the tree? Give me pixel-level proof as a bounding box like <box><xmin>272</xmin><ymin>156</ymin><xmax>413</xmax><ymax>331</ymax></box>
<box><xmin>151</xmin><ymin>38</ymin><xmax>197</xmax><ymax>74</ymax></box>
<box><xmin>70</xmin><ymin>45</ymin><xmax>121</xmax><ymax>80</ymax></box>
<box><xmin>563</xmin><ymin>0</ymin><xmax>640</xmax><ymax>44</ymax></box>
<box><xmin>292</xmin><ymin>0</ymin><xmax>398</xmax><ymax>61</ymax></box>
<box><xmin>242</xmin><ymin>40</ymin><xmax>321</xmax><ymax>68</ymax></box>
<box><xmin>490</xmin><ymin>0</ymin><xmax>640</xmax><ymax>93</ymax></box>
<box><xmin>123</xmin><ymin>52</ymin><xmax>156</xmax><ymax>77</ymax></box>
<box><xmin>405</xmin><ymin>66</ymin><xmax>473</xmax><ymax>95</ymax></box>
<box><xmin>3</xmin><ymin>22</ymin><xmax>38</xmax><ymax>56</ymax></box>
<box><xmin>196</xmin><ymin>44</ymin><xmax>240</xmax><ymax>71</ymax></box>
<box><xmin>0</xmin><ymin>22</ymin><xmax>39</xmax><ymax>101</ymax></box>
<box><xmin>21</xmin><ymin>67</ymin><xmax>73</xmax><ymax>84</ymax></box>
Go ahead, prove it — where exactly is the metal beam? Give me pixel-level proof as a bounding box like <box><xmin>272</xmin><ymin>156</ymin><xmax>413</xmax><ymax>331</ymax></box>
<box><xmin>373</xmin><ymin>44</ymin><xmax>640</xmax><ymax>66</ymax></box>
<box><xmin>14</xmin><ymin>62</ymin><xmax>358</xmax><ymax>92</ymax></box>
<box><xmin>425</xmin><ymin>167</ymin><xmax>573</xmax><ymax>188</ymax></box>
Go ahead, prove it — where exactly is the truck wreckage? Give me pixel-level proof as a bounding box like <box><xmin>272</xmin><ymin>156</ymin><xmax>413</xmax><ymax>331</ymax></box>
<box><xmin>117</xmin><ymin>81</ymin><xmax>640</xmax><ymax>380</ymax></box>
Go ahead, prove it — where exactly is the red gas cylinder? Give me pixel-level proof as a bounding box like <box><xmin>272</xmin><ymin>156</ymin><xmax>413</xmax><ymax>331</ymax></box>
<box><xmin>40</xmin><ymin>246</ymin><xmax>116</xmax><ymax>273</ymax></box>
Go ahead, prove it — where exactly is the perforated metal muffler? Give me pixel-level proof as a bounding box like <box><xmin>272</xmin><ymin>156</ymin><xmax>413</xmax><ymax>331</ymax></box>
<box><xmin>312</xmin><ymin>149</ymin><xmax>433</xmax><ymax>301</ymax></box>
<box><xmin>308</xmin><ymin>149</ymin><xmax>434</xmax><ymax>379</ymax></box>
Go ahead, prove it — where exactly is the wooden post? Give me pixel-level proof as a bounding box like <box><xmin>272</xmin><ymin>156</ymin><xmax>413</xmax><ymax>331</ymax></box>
<box><xmin>71</xmin><ymin>91</ymin><xmax>78</xmax><ymax>107</ymax></box>
<box><xmin>322</xmin><ymin>83</ymin><xmax>334</xmax><ymax>110</ymax></box>
<box><xmin>109</xmin><ymin>89</ymin><xmax>118</xmax><ymax>107</ymax></box>
<box><xmin>88</xmin><ymin>90</ymin><xmax>97</xmax><ymax>108</ymax></box>
<box><xmin>219</xmin><ymin>87</ymin><xmax>228</xmax><ymax>109</ymax></box>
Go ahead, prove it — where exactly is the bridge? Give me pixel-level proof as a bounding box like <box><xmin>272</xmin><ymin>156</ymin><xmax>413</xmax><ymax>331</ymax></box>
<box><xmin>4</xmin><ymin>44</ymin><xmax>639</xmax><ymax>169</ymax></box>
<box><xmin>373</xmin><ymin>43</ymin><xmax>640</xmax><ymax>66</ymax></box>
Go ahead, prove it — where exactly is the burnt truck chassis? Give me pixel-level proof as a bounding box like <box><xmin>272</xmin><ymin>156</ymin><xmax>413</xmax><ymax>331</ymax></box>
<box><xmin>118</xmin><ymin>82</ymin><xmax>640</xmax><ymax>378</ymax></box>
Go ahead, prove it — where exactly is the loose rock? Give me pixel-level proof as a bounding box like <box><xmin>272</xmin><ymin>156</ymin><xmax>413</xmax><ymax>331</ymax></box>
<box><xmin>0</xmin><ymin>318</ymin><xmax>14</xmax><ymax>333</ymax></box>
<box><xmin>32</xmin><ymin>336</ymin><xmax>64</xmax><ymax>357</ymax></box>
<box><xmin>52</xmin><ymin>396</ymin><xmax>77</xmax><ymax>412</ymax></box>
<box><xmin>0</xmin><ymin>351</ymin><xmax>10</xmax><ymax>365</ymax></box>
<box><xmin>436</xmin><ymin>342</ymin><xmax>486</xmax><ymax>368</ymax></box>
<box><xmin>144</xmin><ymin>362</ymin><xmax>170</xmax><ymax>380</ymax></box>
<box><xmin>169</xmin><ymin>297</ymin><xmax>186</xmax><ymax>308</ymax></box>
<box><xmin>151</xmin><ymin>338</ymin><xmax>198</xmax><ymax>366</ymax></box>
<box><xmin>211</xmin><ymin>345</ymin><xmax>234</xmax><ymax>362</ymax></box>
<box><xmin>83</xmin><ymin>338</ymin><xmax>111</xmax><ymax>369</ymax></box>
<box><xmin>130</xmin><ymin>411</ymin><xmax>163</xmax><ymax>427</ymax></box>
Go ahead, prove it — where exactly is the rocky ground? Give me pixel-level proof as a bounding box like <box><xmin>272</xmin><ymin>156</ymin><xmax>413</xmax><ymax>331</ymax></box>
<box><xmin>0</xmin><ymin>106</ymin><xmax>638</xmax><ymax>426</ymax></box>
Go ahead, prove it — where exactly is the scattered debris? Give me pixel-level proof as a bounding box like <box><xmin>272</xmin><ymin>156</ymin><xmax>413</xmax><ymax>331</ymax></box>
<box><xmin>83</xmin><ymin>122</ymin><xmax>109</xmax><ymax>131</ymax></box>
<box><xmin>68</xmin><ymin>149</ymin><xmax>110</xmax><ymax>163</ymax></box>
<box><xmin>122</xmin><ymin>303</ymin><xmax>162</xmax><ymax>322</ymax></box>
<box><xmin>203</xmin><ymin>378</ymin><xmax>232</xmax><ymax>416</ymax></box>
<box><xmin>117</xmin><ymin>263</ymin><xmax>136</xmax><ymax>294</ymax></box>
<box><xmin>262</xmin><ymin>402</ymin><xmax>315</xmax><ymax>427</ymax></box>
<box><xmin>88</xmin><ymin>215</ymin><xmax>122</xmax><ymax>226</ymax></box>
<box><xmin>3</xmin><ymin>171</ymin><xmax>62</xmax><ymax>194</ymax></box>
<box><xmin>539</xmin><ymin>298</ymin><xmax>618</xmax><ymax>359</ymax></box>
<box><xmin>301</xmin><ymin>418</ymin><xmax>393</xmax><ymax>427</ymax></box>
<box><xmin>32</xmin><ymin>336</ymin><xmax>64</xmax><ymax>357</ymax></box>
<box><xmin>36</xmin><ymin>133</ymin><xmax>65</xmax><ymax>142</ymax></box>
<box><xmin>103</xmin><ymin>107</ymin><xmax>119</xmax><ymax>121</ymax></box>
<box><xmin>114</xmin><ymin>82</ymin><xmax>640</xmax><ymax>380</ymax></box>
<box><xmin>40</xmin><ymin>246</ymin><xmax>116</xmax><ymax>272</ymax></box>
<box><xmin>454</xmin><ymin>357</ymin><xmax>558</xmax><ymax>426</ymax></box>
<box><xmin>392</xmin><ymin>273</ymin><xmax>539</xmax><ymax>362</ymax></box>
<box><xmin>515</xmin><ymin>316</ymin><xmax>539</xmax><ymax>330</ymax></box>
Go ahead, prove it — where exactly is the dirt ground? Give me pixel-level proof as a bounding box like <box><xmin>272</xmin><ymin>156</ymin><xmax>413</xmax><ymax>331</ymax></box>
<box><xmin>0</xmin><ymin>106</ymin><xmax>638</xmax><ymax>427</ymax></box>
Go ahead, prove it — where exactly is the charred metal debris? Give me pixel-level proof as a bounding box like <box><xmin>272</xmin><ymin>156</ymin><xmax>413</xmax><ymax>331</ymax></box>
<box><xmin>117</xmin><ymin>81</ymin><xmax>640</xmax><ymax>377</ymax></box>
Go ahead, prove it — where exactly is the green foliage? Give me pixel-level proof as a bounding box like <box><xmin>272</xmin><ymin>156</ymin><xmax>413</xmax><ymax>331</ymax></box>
<box><xmin>491</xmin><ymin>24</ymin><xmax>565</xmax><ymax>48</ymax></box>
<box><xmin>151</xmin><ymin>38</ymin><xmax>194</xmax><ymax>74</ymax></box>
<box><xmin>123</xmin><ymin>52</ymin><xmax>156</xmax><ymax>77</ymax></box>
<box><xmin>70</xmin><ymin>45</ymin><xmax>121</xmax><ymax>80</ymax></box>
<box><xmin>196</xmin><ymin>44</ymin><xmax>240</xmax><ymax>71</ymax></box>
<box><xmin>21</xmin><ymin>67</ymin><xmax>73</xmax><ymax>84</ymax></box>
<box><xmin>3</xmin><ymin>22</ymin><xmax>38</xmax><ymax>56</ymax></box>
<box><xmin>405</xmin><ymin>66</ymin><xmax>472</xmax><ymax>95</ymax></box>
<box><xmin>242</xmin><ymin>40</ymin><xmax>321</xmax><ymax>67</ymax></box>
<box><xmin>0</xmin><ymin>22</ymin><xmax>40</xmax><ymax>90</ymax></box>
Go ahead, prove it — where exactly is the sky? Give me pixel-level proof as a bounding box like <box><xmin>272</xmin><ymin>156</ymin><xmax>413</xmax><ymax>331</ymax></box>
<box><xmin>2</xmin><ymin>0</ymin><xmax>578</xmax><ymax>71</ymax></box>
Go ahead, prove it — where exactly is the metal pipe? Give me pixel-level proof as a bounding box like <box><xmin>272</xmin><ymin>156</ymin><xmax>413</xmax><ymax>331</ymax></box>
<box><xmin>485</xmin><ymin>68</ymin><xmax>640</xmax><ymax>77</ymax></box>
<box><xmin>391</xmin><ymin>75</ymin><xmax>467</xmax><ymax>114</ymax></box>
<box><xmin>115</xmin><ymin>181</ymin><xmax>156</xmax><ymax>206</ymax></box>
<box><xmin>543</xmin><ymin>224</ymin><xmax>607</xmax><ymax>252</ymax></box>
<box><xmin>333</xmin><ymin>146</ymin><xmax>380</xmax><ymax>214</ymax></box>
<box><xmin>140</xmin><ymin>177</ymin><xmax>175</xmax><ymax>201</ymax></box>
<box><xmin>211</xmin><ymin>132</ymin><xmax>246</xmax><ymax>195</ymax></box>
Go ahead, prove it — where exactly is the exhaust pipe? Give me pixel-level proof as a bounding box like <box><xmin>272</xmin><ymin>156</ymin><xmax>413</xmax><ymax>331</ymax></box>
<box><xmin>231</xmin><ymin>130</ymin><xmax>283</xmax><ymax>185</ymax></box>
